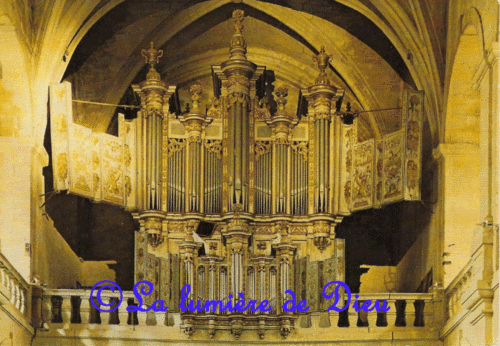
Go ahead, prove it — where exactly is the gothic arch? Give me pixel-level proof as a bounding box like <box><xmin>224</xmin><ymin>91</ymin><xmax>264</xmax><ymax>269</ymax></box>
<box><xmin>461</xmin><ymin>7</ymin><xmax>486</xmax><ymax>52</ymax></box>
<box><xmin>333</xmin><ymin>0</ymin><xmax>442</xmax><ymax>146</ymax></box>
<box><xmin>445</xmin><ymin>24</ymin><xmax>482</xmax><ymax>145</ymax></box>
<box><xmin>65</xmin><ymin>0</ymin><xmax>407</xmax><ymax>141</ymax></box>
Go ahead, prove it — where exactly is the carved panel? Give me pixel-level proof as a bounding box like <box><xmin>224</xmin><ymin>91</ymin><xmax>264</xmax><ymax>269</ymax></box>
<box><xmin>160</xmin><ymin>257</ymin><xmax>170</xmax><ymax>305</ymax></box>
<box><xmin>100</xmin><ymin>134</ymin><xmax>124</xmax><ymax>205</ymax></box>
<box><xmin>306</xmin><ymin>261</ymin><xmax>319</xmax><ymax>311</ymax></box>
<box><xmin>120</xmin><ymin>114</ymin><xmax>137</xmax><ymax>209</ymax></box>
<box><xmin>336</xmin><ymin>239</ymin><xmax>345</xmax><ymax>282</ymax></box>
<box><xmin>403</xmin><ymin>90</ymin><xmax>423</xmax><ymax>200</ymax></box>
<box><xmin>50</xmin><ymin>82</ymin><xmax>72</xmax><ymax>191</ymax></box>
<box><xmin>143</xmin><ymin>253</ymin><xmax>160</xmax><ymax>306</ymax></box>
<box><xmin>382</xmin><ymin>131</ymin><xmax>404</xmax><ymax>204</ymax></box>
<box><xmin>50</xmin><ymin>83</ymin><xmax>137</xmax><ymax>208</ymax></box>
<box><xmin>68</xmin><ymin>124</ymin><xmax>93</xmax><ymax>197</ymax></box>
<box><xmin>339</xmin><ymin>123</ymin><xmax>353</xmax><ymax>213</ymax></box>
<box><xmin>134</xmin><ymin>230</ymin><xmax>147</xmax><ymax>288</ymax></box>
<box><xmin>92</xmin><ymin>134</ymin><xmax>102</xmax><ymax>201</ymax></box>
<box><xmin>374</xmin><ymin>140</ymin><xmax>384</xmax><ymax>208</ymax></box>
<box><xmin>351</xmin><ymin>140</ymin><xmax>374</xmax><ymax>210</ymax></box>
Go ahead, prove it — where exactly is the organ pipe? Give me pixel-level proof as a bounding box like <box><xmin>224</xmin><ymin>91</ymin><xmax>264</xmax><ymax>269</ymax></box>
<box><xmin>133</xmin><ymin>43</ymin><xmax>176</xmax><ymax>247</ymax></box>
<box><xmin>220</xmin><ymin>10</ymin><xmax>256</xmax><ymax>213</ymax></box>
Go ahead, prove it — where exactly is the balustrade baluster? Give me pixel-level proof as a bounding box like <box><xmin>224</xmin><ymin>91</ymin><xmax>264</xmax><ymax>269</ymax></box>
<box><xmin>146</xmin><ymin>309</ymin><xmax>157</xmax><ymax>325</ymax></box>
<box><xmin>61</xmin><ymin>295</ymin><xmax>72</xmax><ymax>324</ymax></box>
<box><xmin>118</xmin><ymin>299</ymin><xmax>129</xmax><ymax>326</ymax></box>
<box><xmin>136</xmin><ymin>304</ymin><xmax>148</xmax><ymax>325</ymax></box>
<box><xmin>19</xmin><ymin>288</ymin><xmax>26</xmax><ymax>314</ymax></box>
<box><xmin>424</xmin><ymin>300</ymin><xmax>434</xmax><ymax>327</ymax></box>
<box><xmin>13</xmin><ymin>282</ymin><xmax>20</xmax><ymax>309</ymax></box>
<box><xmin>319</xmin><ymin>311</ymin><xmax>331</xmax><ymax>327</ymax></box>
<box><xmin>329</xmin><ymin>310</ymin><xmax>340</xmax><ymax>328</ymax></box>
<box><xmin>8</xmin><ymin>275</ymin><xmax>16</xmax><ymax>304</ymax></box>
<box><xmin>299</xmin><ymin>313</ymin><xmax>312</xmax><ymax>328</ymax></box>
<box><xmin>405</xmin><ymin>299</ymin><xmax>416</xmax><ymax>327</ymax></box>
<box><xmin>156</xmin><ymin>310</ymin><xmax>166</xmax><ymax>326</ymax></box>
<box><xmin>51</xmin><ymin>296</ymin><xmax>63</xmax><ymax>323</ymax></box>
<box><xmin>347</xmin><ymin>300</ymin><xmax>358</xmax><ymax>327</ymax></box>
<box><xmin>366</xmin><ymin>306</ymin><xmax>378</xmax><ymax>328</ymax></box>
<box><xmin>80</xmin><ymin>297</ymin><xmax>91</xmax><ymax>324</ymax></box>
<box><xmin>385</xmin><ymin>299</ymin><xmax>397</xmax><ymax>327</ymax></box>
<box><xmin>41</xmin><ymin>295</ymin><xmax>53</xmax><ymax>325</ymax></box>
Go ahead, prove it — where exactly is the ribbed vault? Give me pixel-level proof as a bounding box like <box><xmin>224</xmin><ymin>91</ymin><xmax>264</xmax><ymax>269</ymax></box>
<box><xmin>64</xmin><ymin>0</ymin><xmax>412</xmax><ymax>142</ymax></box>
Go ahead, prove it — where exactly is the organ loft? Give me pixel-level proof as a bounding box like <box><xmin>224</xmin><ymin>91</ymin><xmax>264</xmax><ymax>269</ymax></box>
<box><xmin>48</xmin><ymin>10</ymin><xmax>423</xmax><ymax>339</ymax></box>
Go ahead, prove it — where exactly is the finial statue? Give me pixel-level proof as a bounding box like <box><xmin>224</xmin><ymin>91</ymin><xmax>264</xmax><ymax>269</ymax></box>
<box><xmin>185</xmin><ymin>220</ymin><xmax>198</xmax><ymax>242</ymax></box>
<box><xmin>275</xmin><ymin>85</ymin><xmax>289</xmax><ymax>114</ymax></box>
<box><xmin>278</xmin><ymin>221</ymin><xmax>290</xmax><ymax>242</ymax></box>
<box><xmin>189</xmin><ymin>83</ymin><xmax>202</xmax><ymax>113</ymax></box>
<box><xmin>312</xmin><ymin>46</ymin><xmax>332</xmax><ymax>85</ymax></box>
<box><xmin>233</xmin><ymin>9</ymin><xmax>244</xmax><ymax>34</ymax></box>
<box><xmin>229</xmin><ymin>10</ymin><xmax>247</xmax><ymax>59</ymax></box>
<box><xmin>142</xmin><ymin>42</ymin><xmax>163</xmax><ymax>68</ymax></box>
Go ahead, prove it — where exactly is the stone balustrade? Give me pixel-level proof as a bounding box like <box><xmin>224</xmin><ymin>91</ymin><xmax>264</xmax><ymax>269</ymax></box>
<box><xmin>0</xmin><ymin>251</ymin><xmax>29</xmax><ymax>317</ymax></box>
<box><xmin>40</xmin><ymin>289</ymin><xmax>438</xmax><ymax>330</ymax></box>
<box><xmin>445</xmin><ymin>260</ymin><xmax>473</xmax><ymax>322</ymax></box>
<box><xmin>442</xmin><ymin>222</ymin><xmax>498</xmax><ymax>341</ymax></box>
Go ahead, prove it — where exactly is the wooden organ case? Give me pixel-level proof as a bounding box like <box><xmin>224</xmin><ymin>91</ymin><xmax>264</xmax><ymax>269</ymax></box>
<box><xmin>49</xmin><ymin>10</ymin><xmax>424</xmax><ymax>340</ymax></box>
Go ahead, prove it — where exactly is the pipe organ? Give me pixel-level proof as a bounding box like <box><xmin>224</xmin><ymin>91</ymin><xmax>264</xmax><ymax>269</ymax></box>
<box><xmin>49</xmin><ymin>9</ymin><xmax>424</xmax><ymax>340</ymax></box>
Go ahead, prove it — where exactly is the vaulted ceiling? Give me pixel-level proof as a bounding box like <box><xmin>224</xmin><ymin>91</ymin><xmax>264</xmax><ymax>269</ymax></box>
<box><xmin>63</xmin><ymin>0</ymin><xmax>416</xmax><ymax>141</ymax></box>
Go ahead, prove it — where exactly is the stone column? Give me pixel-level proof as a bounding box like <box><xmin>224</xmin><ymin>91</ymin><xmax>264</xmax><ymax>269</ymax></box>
<box><xmin>433</xmin><ymin>143</ymin><xmax>480</xmax><ymax>287</ymax></box>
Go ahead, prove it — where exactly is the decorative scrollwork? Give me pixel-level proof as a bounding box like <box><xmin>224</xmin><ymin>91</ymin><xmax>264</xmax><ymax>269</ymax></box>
<box><xmin>280</xmin><ymin>326</ymin><xmax>291</xmax><ymax>339</ymax></box>
<box><xmin>275</xmin><ymin>135</ymin><xmax>289</xmax><ymax>145</ymax></box>
<box><xmin>204</xmin><ymin>140</ymin><xmax>222</xmax><ymax>160</ymax></box>
<box><xmin>207</xmin><ymin>96</ymin><xmax>222</xmax><ymax>119</ymax></box>
<box><xmin>291</xmin><ymin>141</ymin><xmax>308</xmax><ymax>161</ymax></box>
<box><xmin>290</xmin><ymin>227</ymin><xmax>307</xmax><ymax>234</ymax></box>
<box><xmin>256</xmin><ymin>226</ymin><xmax>273</xmax><ymax>234</ymax></box>
<box><xmin>166</xmin><ymin>138</ymin><xmax>186</xmax><ymax>158</ymax></box>
<box><xmin>209</xmin><ymin>242</ymin><xmax>218</xmax><ymax>253</ymax></box>
<box><xmin>255</xmin><ymin>141</ymin><xmax>271</xmax><ymax>161</ymax></box>
<box><xmin>187</xmin><ymin>134</ymin><xmax>201</xmax><ymax>143</ymax></box>
<box><xmin>227</xmin><ymin>91</ymin><xmax>249</xmax><ymax>107</ymax></box>
<box><xmin>252</xmin><ymin>98</ymin><xmax>271</xmax><ymax>119</ymax></box>
<box><xmin>257</xmin><ymin>242</ymin><xmax>266</xmax><ymax>252</ymax></box>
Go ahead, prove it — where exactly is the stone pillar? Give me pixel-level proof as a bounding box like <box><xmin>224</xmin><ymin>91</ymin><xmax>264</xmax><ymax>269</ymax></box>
<box><xmin>433</xmin><ymin>143</ymin><xmax>480</xmax><ymax>287</ymax></box>
<box><xmin>473</xmin><ymin>42</ymin><xmax>499</xmax><ymax>224</ymax></box>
